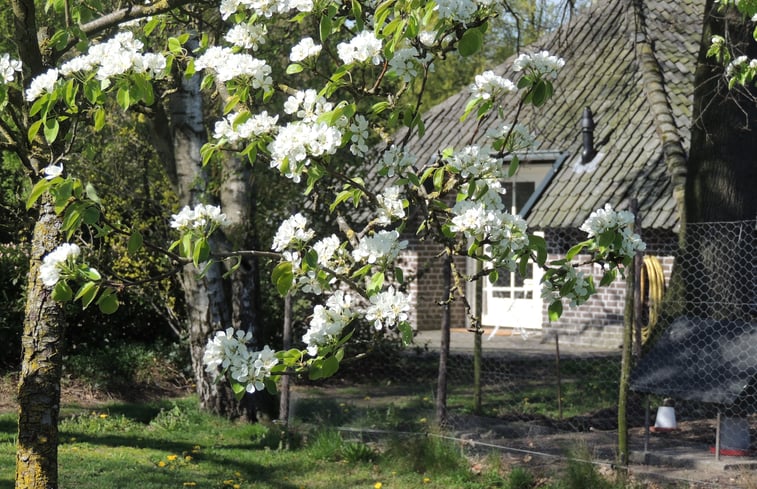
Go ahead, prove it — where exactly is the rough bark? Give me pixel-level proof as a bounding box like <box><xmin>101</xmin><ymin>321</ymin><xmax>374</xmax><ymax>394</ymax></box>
<box><xmin>16</xmin><ymin>196</ymin><xmax>65</xmax><ymax>489</ymax></box>
<box><xmin>674</xmin><ymin>0</ymin><xmax>757</xmax><ymax>321</ymax></box>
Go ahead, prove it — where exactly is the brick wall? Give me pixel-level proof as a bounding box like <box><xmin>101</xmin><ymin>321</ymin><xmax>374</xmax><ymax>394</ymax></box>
<box><xmin>405</xmin><ymin>226</ymin><xmax>678</xmax><ymax>348</ymax></box>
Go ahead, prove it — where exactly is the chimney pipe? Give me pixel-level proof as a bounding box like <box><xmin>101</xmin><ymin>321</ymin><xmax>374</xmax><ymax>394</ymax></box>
<box><xmin>581</xmin><ymin>107</ymin><xmax>596</xmax><ymax>164</ymax></box>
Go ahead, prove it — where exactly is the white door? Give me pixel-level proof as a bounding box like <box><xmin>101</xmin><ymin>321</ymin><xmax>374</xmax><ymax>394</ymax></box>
<box><xmin>481</xmin><ymin>178</ymin><xmax>545</xmax><ymax>330</ymax></box>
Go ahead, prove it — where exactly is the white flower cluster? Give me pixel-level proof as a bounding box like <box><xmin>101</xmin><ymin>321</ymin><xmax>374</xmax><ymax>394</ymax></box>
<box><xmin>349</xmin><ymin>114</ymin><xmax>370</xmax><ymax>156</ymax></box>
<box><xmin>376</xmin><ymin>186</ymin><xmax>406</xmax><ymax>225</ymax></box>
<box><xmin>445</xmin><ymin>145</ymin><xmax>502</xmax><ymax>180</ymax></box>
<box><xmin>194</xmin><ymin>46</ymin><xmax>272</xmax><ymax>88</ymax></box>
<box><xmin>469</xmin><ymin>70</ymin><xmax>516</xmax><ymax>100</ymax></box>
<box><xmin>271</xmin><ymin>213</ymin><xmax>315</xmax><ymax>252</ymax></box>
<box><xmin>364</xmin><ymin>286</ymin><xmax>410</xmax><ymax>330</ymax></box>
<box><xmin>284</xmin><ymin>89</ymin><xmax>333</xmax><ymax>122</ymax></box>
<box><xmin>541</xmin><ymin>265</ymin><xmax>592</xmax><ymax>308</ymax></box>
<box><xmin>268</xmin><ymin>121</ymin><xmax>342</xmax><ymax>182</ymax></box>
<box><xmin>337</xmin><ymin>31</ymin><xmax>383</xmax><ymax>65</ymax></box>
<box><xmin>303</xmin><ymin>291</ymin><xmax>355</xmax><ymax>356</ymax></box>
<box><xmin>352</xmin><ymin>230</ymin><xmax>408</xmax><ymax>265</ymax></box>
<box><xmin>224</xmin><ymin>23</ymin><xmax>268</xmax><ymax>50</ymax></box>
<box><xmin>388</xmin><ymin>47</ymin><xmax>433</xmax><ymax>83</ymax></box>
<box><xmin>219</xmin><ymin>0</ymin><xmax>312</xmax><ymax>20</ymax></box>
<box><xmin>379</xmin><ymin>145</ymin><xmax>417</xmax><ymax>177</ymax></box>
<box><xmin>725</xmin><ymin>55</ymin><xmax>757</xmax><ymax>79</ymax></box>
<box><xmin>169</xmin><ymin>204</ymin><xmax>228</xmax><ymax>233</ymax></box>
<box><xmin>43</xmin><ymin>163</ymin><xmax>64</xmax><ymax>180</ymax></box>
<box><xmin>60</xmin><ymin>31</ymin><xmax>166</xmax><ymax>81</ymax></box>
<box><xmin>39</xmin><ymin>243</ymin><xmax>81</xmax><ymax>287</ymax></box>
<box><xmin>513</xmin><ymin>50</ymin><xmax>565</xmax><ymax>79</ymax></box>
<box><xmin>486</xmin><ymin>123</ymin><xmax>535</xmax><ymax>152</ymax></box>
<box><xmin>435</xmin><ymin>0</ymin><xmax>478</xmax><ymax>21</ymax></box>
<box><xmin>213</xmin><ymin>111</ymin><xmax>279</xmax><ymax>142</ymax></box>
<box><xmin>579</xmin><ymin>204</ymin><xmax>646</xmax><ymax>258</ymax></box>
<box><xmin>290</xmin><ymin>37</ymin><xmax>322</xmax><ymax>62</ymax></box>
<box><xmin>203</xmin><ymin>328</ymin><xmax>278</xmax><ymax>393</ymax></box>
<box><xmin>0</xmin><ymin>53</ymin><xmax>21</xmax><ymax>84</ymax></box>
<box><xmin>25</xmin><ymin>69</ymin><xmax>59</xmax><ymax>102</ymax></box>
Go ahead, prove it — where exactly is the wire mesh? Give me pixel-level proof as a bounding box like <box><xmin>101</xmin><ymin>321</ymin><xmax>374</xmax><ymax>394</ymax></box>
<box><xmin>288</xmin><ymin>220</ymin><xmax>757</xmax><ymax>486</ymax></box>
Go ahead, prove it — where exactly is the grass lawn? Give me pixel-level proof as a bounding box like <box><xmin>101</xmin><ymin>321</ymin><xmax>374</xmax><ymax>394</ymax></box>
<box><xmin>0</xmin><ymin>396</ymin><xmax>537</xmax><ymax>489</ymax></box>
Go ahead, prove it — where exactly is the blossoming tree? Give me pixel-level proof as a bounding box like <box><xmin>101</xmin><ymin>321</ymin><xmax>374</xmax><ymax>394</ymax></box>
<box><xmin>6</xmin><ymin>0</ymin><xmax>646</xmax><ymax>487</ymax></box>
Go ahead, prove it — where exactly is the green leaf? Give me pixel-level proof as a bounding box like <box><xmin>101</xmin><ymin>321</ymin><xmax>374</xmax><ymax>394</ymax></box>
<box><xmin>319</xmin><ymin>15</ymin><xmax>332</xmax><ymax>42</ymax></box>
<box><xmin>309</xmin><ymin>355</ymin><xmax>339</xmax><ymax>380</ymax></box>
<box><xmin>231</xmin><ymin>381</ymin><xmax>247</xmax><ymax>400</ymax></box>
<box><xmin>26</xmin><ymin>179</ymin><xmax>53</xmax><ymax>209</ymax></box>
<box><xmin>394</xmin><ymin>267</ymin><xmax>404</xmax><ymax>284</ymax></box>
<box><xmin>566</xmin><ymin>241</ymin><xmax>588</xmax><ymax>261</ymax></box>
<box><xmin>548</xmin><ymin>300</ymin><xmax>563</xmax><ymax>322</ymax></box>
<box><xmin>167</xmin><ymin>37</ymin><xmax>183</xmax><ymax>54</ymax></box>
<box><xmin>116</xmin><ymin>86</ymin><xmax>130</xmax><ymax>110</ymax></box>
<box><xmin>286</xmin><ymin>63</ymin><xmax>304</xmax><ymax>75</ymax></box>
<box><xmin>599</xmin><ymin>269</ymin><xmax>617</xmax><ymax>287</ymax></box>
<box><xmin>398</xmin><ymin>321</ymin><xmax>413</xmax><ymax>346</ymax></box>
<box><xmin>97</xmin><ymin>289</ymin><xmax>119</xmax><ymax>314</ymax></box>
<box><xmin>44</xmin><ymin>118</ymin><xmax>61</xmax><ymax>144</ymax></box>
<box><xmin>367</xmin><ymin>272</ymin><xmax>384</xmax><ymax>295</ymax></box>
<box><xmin>52</xmin><ymin>281</ymin><xmax>73</xmax><ymax>301</ymax></box>
<box><xmin>488</xmin><ymin>270</ymin><xmax>499</xmax><ymax>284</ymax></box>
<box><xmin>193</xmin><ymin>237</ymin><xmax>210</xmax><ymax>266</ymax></box>
<box><xmin>304</xmin><ymin>249</ymin><xmax>319</xmax><ymax>269</ymax></box>
<box><xmin>458</xmin><ymin>28</ymin><xmax>484</xmax><ymax>57</ymax></box>
<box><xmin>508</xmin><ymin>155</ymin><xmax>520</xmax><ymax>177</ymax></box>
<box><xmin>128</xmin><ymin>230</ymin><xmax>143</xmax><ymax>256</ymax></box>
<box><xmin>75</xmin><ymin>281</ymin><xmax>99</xmax><ymax>308</ymax></box>
<box><xmin>81</xmin><ymin>267</ymin><xmax>101</xmax><ymax>281</ymax></box>
<box><xmin>272</xmin><ymin>261</ymin><xmax>294</xmax><ymax>296</ymax></box>
<box><xmin>27</xmin><ymin>119</ymin><xmax>43</xmax><ymax>143</ymax></box>
<box><xmin>93</xmin><ymin>107</ymin><xmax>106</xmax><ymax>131</ymax></box>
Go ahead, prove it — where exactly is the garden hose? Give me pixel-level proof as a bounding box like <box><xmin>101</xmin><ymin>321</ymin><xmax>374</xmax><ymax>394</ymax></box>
<box><xmin>640</xmin><ymin>255</ymin><xmax>665</xmax><ymax>344</ymax></box>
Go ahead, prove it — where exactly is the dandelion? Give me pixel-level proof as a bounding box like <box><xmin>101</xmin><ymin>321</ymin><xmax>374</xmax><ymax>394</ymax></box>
<box><xmin>183</xmin><ymin>483</ymin><xmax>197</xmax><ymax>487</ymax></box>
<box><xmin>157</xmin><ymin>461</ymin><xmax>166</xmax><ymax>467</ymax></box>
<box><xmin>98</xmin><ymin>413</ymin><xmax>108</xmax><ymax>419</ymax></box>
<box><xmin>184</xmin><ymin>455</ymin><xmax>193</xmax><ymax>461</ymax></box>
<box><xmin>423</xmin><ymin>477</ymin><xmax>431</xmax><ymax>483</ymax></box>
<box><xmin>374</xmin><ymin>483</ymin><xmax>383</xmax><ymax>489</ymax></box>
<box><xmin>167</xmin><ymin>454</ymin><xmax>178</xmax><ymax>461</ymax></box>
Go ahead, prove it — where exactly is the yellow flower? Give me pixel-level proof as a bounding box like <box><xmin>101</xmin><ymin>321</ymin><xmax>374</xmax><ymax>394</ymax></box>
<box><xmin>167</xmin><ymin>454</ymin><xmax>178</xmax><ymax>461</ymax></box>
<box><xmin>374</xmin><ymin>483</ymin><xmax>383</xmax><ymax>489</ymax></box>
<box><xmin>183</xmin><ymin>483</ymin><xmax>197</xmax><ymax>487</ymax></box>
<box><xmin>233</xmin><ymin>485</ymin><xmax>241</xmax><ymax>489</ymax></box>
<box><xmin>423</xmin><ymin>477</ymin><xmax>431</xmax><ymax>483</ymax></box>
<box><xmin>419</xmin><ymin>418</ymin><xmax>427</xmax><ymax>424</ymax></box>
<box><xmin>99</xmin><ymin>413</ymin><xmax>108</xmax><ymax>419</ymax></box>
<box><xmin>235</xmin><ymin>472</ymin><xmax>242</xmax><ymax>477</ymax></box>
<box><xmin>223</xmin><ymin>480</ymin><xmax>234</xmax><ymax>485</ymax></box>
<box><xmin>157</xmin><ymin>461</ymin><xmax>166</xmax><ymax>468</ymax></box>
<box><xmin>184</xmin><ymin>455</ymin><xmax>193</xmax><ymax>461</ymax></box>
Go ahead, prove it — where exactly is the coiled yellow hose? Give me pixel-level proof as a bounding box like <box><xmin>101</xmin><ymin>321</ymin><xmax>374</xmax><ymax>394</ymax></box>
<box><xmin>640</xmin><ymin>255</ymin><xmax>665</xmax><ymax>344</ymax></box>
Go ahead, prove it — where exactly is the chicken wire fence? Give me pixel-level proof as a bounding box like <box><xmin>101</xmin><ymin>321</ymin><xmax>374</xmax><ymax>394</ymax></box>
<box><xmin>286</xmin><ymin>219</ymin><xmax>757</xmax><ymax>474</ymax></box>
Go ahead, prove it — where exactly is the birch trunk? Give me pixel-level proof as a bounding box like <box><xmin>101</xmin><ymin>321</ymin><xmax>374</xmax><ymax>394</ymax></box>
<box><xmin>16</xmin><ymin>196</ymin><xmax>65</xmax><ymax>489</ymax></box>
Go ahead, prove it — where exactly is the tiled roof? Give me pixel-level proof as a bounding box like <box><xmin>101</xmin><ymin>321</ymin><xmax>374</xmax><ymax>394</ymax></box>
<box><xmin>403</xmin><ymin>0</ymin><xmax>702</xmax><ymax>231</ymax></box>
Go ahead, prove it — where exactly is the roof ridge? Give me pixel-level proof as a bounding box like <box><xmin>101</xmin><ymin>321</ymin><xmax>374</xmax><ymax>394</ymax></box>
<box><xmin>632</xmin><ymin>0</ymin><xmax>687</xmax><ymax>224</ymax></box>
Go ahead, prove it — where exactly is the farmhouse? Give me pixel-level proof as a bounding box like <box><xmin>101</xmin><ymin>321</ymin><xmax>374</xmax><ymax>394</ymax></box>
<box><xmin>400</xmin><ymin>0</ymin><xmax>702</xmax><ymax>348</ymax></box>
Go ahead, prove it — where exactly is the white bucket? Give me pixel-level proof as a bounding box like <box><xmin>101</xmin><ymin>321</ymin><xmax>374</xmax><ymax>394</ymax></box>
<box><xmin>654</xmin><ymin>406</ymin><xmax>677</xmax><ymax>430</ymax></box>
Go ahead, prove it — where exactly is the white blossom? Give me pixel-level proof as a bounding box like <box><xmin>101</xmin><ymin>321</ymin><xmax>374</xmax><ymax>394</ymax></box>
<box><xmin>271</xmin><ymin>213</ymin><xmax>315</xmax><ymax>251</ymax></box>
<box><xmin>213</xmin><ymin>111</ymin><xmax>279</xmax><ymax>142</ymax></box>
<box><xmin>39</xmin><ymin>243</ymin><xmax>81</xmax><ymax>287</ymax></box>
<box><xmin>290</xmin><ymin>37</ymin><xmax>322</xmax><ymax>62</ymax></box>
<box><xmin>388</xmin><ymin>47</ymin><xmax>433</xmax><ymax>83</ymax></box>
<box><xmin>379</xmin><ymin>145</ymin><xmax>417</xmax><ymax>177</ymax></box>
<box><xmin>363</xmin><ymin>286</ymin><xmax>410</xmax><ymax>330</ymax></box>
<box><xmin>580</xmin><ymin>204</ymin><xmax>646</xmax><ymax>258</ymax></box>
<box><xmin>337</xmin><ymin>31</ymin><xmax>383</xmax><ymax>65</ymax></box>
<box><xmin>25</xmin><ymin>68</ymin><xmax>59</xmax><ymax>102</ymax></box>
<box><xmin>268</xmin><ymin>121</ymin><xmax>342</xmax><ymax>182</ymax></box>
<box><xmin>170</xmin><ymin>204</ymin><xmax>228</xmax><ymax>232</ymax></box>
<box><xmin>352</xmin><ymin>230</ymin><xmax>408</xmax><ymax>265</ymax></box>
<box><xmin>376</xmin><ymin>186</ymin><xmax>406</xmax><ymax>224</ymax></box>
<box><xmin>349</xmin><ymin>114</ymin><xmax>370</xmax><ymax>156</ymax></box>
<box><xmin>469</xmin><ymin>70</ymin><xmax>516</xmax><ymax>100</ymax></box>
<box><xmin>513</xmin><ymin>50</ymin><xmax>565</xmax><ymax>79</ymax></box>
<box><xmin>43</xmin><ymin>163</ymin><xmax>64</xmax><ymax>180</ymax></box>
<box><xmin>225</xmin><ymin>23</ymin><xmax>267</xmax><ymax>50</ymax></box>
<box><xmin>195</xmin><ymin>46</ymin><xmax>272</xmax><ymax>88</ymax></box>
<box><xmin>303</xmin><ymin>291</ymin><xmax>355</xmax><ymax>356</ymax></box>
<box><xmin>486</xmin><ymin>123</ymin><xmax>535</xmax><ymax>152</ymax></box>
<box><xmin>283</xmin><ymin>89</ymin><xmax>333</xmax><ymax>122</ymax></box>
<box><xmin>0</xmin><ymin>53</ymin><xmax>22</xmax><ymax>84</ymax></box>
<box><xmin>202</xmin><ymin>328</ymin><xmax>277</xmax><ymax>393</ymax></box>
<box><xmin>435</xmin><ymin>0</ymin><xmax>478</xmax><ymax>21</ymax></box>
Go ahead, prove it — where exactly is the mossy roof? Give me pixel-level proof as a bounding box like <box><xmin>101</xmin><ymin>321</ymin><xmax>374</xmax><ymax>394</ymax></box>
<box><xmin>403</xmin><ymin>0</ymin><xmax>702</xmax><ymax>231</ymax></box>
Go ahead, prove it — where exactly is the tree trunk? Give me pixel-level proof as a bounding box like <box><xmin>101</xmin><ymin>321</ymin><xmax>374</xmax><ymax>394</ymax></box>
<box><xmin>435</xmin><ymin>253</ymin><xmax>452</xmax><ymax>425</ymax></box>
<box><xmin>675</xmin><ymin>0</ymin><xmax>757</xmax><ymax>320</ymax></box>
<box><xmin>16</xmin><ymin>196</ymin><xmax>65</xmax><ymax>489</ymax></box>
<box><xmin>165</xmin><ymin>52</ymin><xmax>244</xmax><ymax>417</ymax></box>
